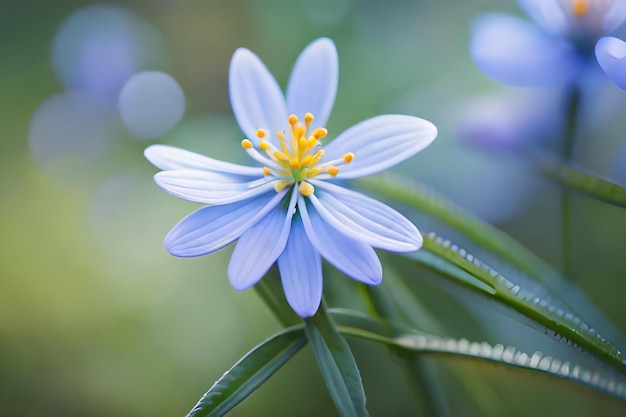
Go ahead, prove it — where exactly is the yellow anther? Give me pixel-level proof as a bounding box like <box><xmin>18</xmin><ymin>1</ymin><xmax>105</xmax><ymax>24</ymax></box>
<box><xmin>343</xmin><ymin>152</ymin><xmax>354</xmax><ymax>163</ymax></box>
<box><xmin>299</xmin><ymin>137</ymin><xmax>309</xmax><ymax>149</ymax></box>
<box><xmin>304</xmin><ymin>113</ymin><xmax>314</xmax><ymax>125</ymax></box>
<box><xmin>289</xmin><ymin>158</ymin><xmax>299</xmax><ymax>169</ymax></box>
<box><xmin>300</xmin><ymin>182</ymin><xmax>314</xmax><ymax>197</ymax></box>
<box><xmin>288</xmin><ymin>114</ymin><xmax>299</xmax><ymax>125</ymax></box>
<box><xmin>263</xmin><ymin>167</ymin><xmax>271</xmax><ymax>176</ymax></box>
<box><xmin>241</xmin><ymin>139</ymin><xmax>253</xmax><ymax>149</ymax></box>
<box><xmin>327</xmin><ymin>166</ymin><xmax>339</xmax><ymax>177</ymax></box>
<box><xmin>274</xmin><ymin>180</ymin><xmax>292</xmax><ymax>192</ymax></box>
<box><xmin>572</xmin><ymin>0</ymin><xmax>588</xmax><ymax>16</ymax></box>
<box><xmin>259</xmin><ymin>141</ymin><xmax>270</xmax><ymax>152</ymax></box>
<box><xmin>313</xmin><ymin>127</ymin><xmax>328</xmax><ymax>139</ymax></box>
<box><xmin>256</xmin><ymin>129</ymin><xmax>266</xmax><ymax>139</ymax></box>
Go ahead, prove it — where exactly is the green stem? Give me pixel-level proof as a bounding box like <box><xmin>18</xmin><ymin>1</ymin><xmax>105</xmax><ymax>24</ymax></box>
<box><xmin>560</xmin><ymin>87</ymin><xmax>580</xmax><ymax>280</ymax></box>
<box><xmin>361</xmin><ymin>284</ymin><xmax>449</xmax><ymax>417</ymax></box>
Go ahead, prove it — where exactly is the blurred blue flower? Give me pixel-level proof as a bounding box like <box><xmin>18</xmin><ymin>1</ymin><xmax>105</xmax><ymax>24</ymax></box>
<box><xmin>596</xmin><ymin>35</ymin><xmax>626</xmax><ymax>89</ymax></box>
<box><xmin>471</xmin><ymin>0</ymin><xmax>626</xmax><ymax>86</ymax></box>
<box><xmin>145</xmin><ymin>38</ymin><xmax>437</xmax><ymax>317</ymax></box>
<box><xmin>458</xmin><ymin>91</ymin><xmax>562</xmax><ymax>153</ymax></box>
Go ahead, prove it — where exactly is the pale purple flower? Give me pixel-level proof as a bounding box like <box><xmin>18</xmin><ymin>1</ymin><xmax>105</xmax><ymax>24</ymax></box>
<box><xmin>596</xmin><ymin>35</ymin><xmax>626</xmax><ymax>89</ymax></box>
<box><xmin>471</xmin><ymin>0</ymin><xmax>626</xmax><ymax>86</ymax></box>
<box><xmin>145</xmin><ymin>38</ymin><xmax>437</xmax><ymax>317</ymax></box>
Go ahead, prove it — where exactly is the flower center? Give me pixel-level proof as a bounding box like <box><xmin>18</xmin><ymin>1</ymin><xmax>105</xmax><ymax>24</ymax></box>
<box><xmin>572</xmin><ymin>0</ymin><xmax>590</xmax><ymax>17</ymax></box>
<box><xmin>240</xmin><ymin>113</ymin><xmax>354</xmax><ymax>197</ymax></box>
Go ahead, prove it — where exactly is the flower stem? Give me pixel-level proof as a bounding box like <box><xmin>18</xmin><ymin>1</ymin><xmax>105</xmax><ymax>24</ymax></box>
<box><xmin>560</xmin><ymin>87</ymin><xmax>580</xmax><ymax>280</ymax></box>
<box><xmin>360</xmin><ymin>284</ymin><xmax>449</xmax><ymax>417</ymax></box>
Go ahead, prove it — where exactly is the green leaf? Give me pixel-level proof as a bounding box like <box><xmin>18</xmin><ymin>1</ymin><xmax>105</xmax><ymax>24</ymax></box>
<box><xmin>304</xmin><ymin>303</ymin><xmax>368</xmax><ymax>417</ymax></box>
<box><xmin>329</xmin><ymin>309</ymin><xmax>626</xmax><ymax>402</ymax></box>
<box><xmin>186</xmin><ymin>327</ymin><xmax>307</xmax><ymax>417</ymax></box>
<box><xmin>533</xmin><ymin>154</ymin><xmax>626</xmax><ymax>208</ymax></box>
<box><xmin>408</xmin><ymin>233</ymin><xmax>626</xmax><ymax>372</ymax></box>
<box><xmin>358</xmin><ymin>174</ymin><xmax>626</xmax><ymax>349</ymax></box>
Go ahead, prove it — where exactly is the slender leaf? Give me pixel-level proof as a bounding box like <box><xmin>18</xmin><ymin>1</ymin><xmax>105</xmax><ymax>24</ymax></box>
<box><xmin>358</xmin><ymin>174</ymin><xmax>626</xmax><ymax>349</ymax></box>
<box><xmin>329</xmin><ymin>309</ymin><xmax>626</xmax><ymax>402</ymax></box>
<box><xmin>186</xmin><ymin>327</ymin><xmax>306</xmax><ymax>417</ymax></box>
<box><xmin>408</xmin><ymin>233</ymin><xmax>626</xmax><ymax>372</ymax></box>
<box><xmin>533</xmin><ymin>154</ymin><xmax>626</xmax><ymax>208</ymax></box>
<box><xmin>304</xmin><ymin>303</ymin><xmax>368</xmax><ymax>417</ymax></box>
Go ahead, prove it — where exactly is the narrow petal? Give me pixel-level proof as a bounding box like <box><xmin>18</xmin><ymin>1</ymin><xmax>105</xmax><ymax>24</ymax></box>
<box><xmin>323</xmin><ymin>115</ymin><xmax>437</xmax><ymax>179</ymax></box>
<box><xmin>603</xmin><ymin>1</ymin><xmax>626</xmax><ymax>33</ymax></box>
<box><xmin>308</xmin><ymin>181</ymin><xmax>422</xmax><ymax>252</ymax></box>
<box><xmin>518</xmin><ymin>0</ymin><xmax>569</xmax><ymax>35</ymax></box>
<box><xmin>299</xmin><ymin>194</ymin><xmax>382</xmax><ymax>285</ymax></box>
<box><xmin>286</xmin><ymin>38</ymin><xmax>338</xmax><ymax>129</ymax></box>
<box><xmin>154</xmin><ymin>169</ymin><xmax>275</xmax><ymax>205</ymax></box>
<box><xmin>277</xmin><ymin>216</ymin><xmax>323</xmax><ymax>318</ymax></box>
<box><xmin>470</xmin><ymin>13</ymin><xmax>580</xmax><ymax>86</ymax></box>
<box><xmin>165</xmin><ymin>190</ymin><xmax>286</xmax><ymax>257</ymax></box>
<box><xmin>229</xmin><ymin>48</ymin><xmax>288</xmax><ymax>145</ymax></box>
<box><xmin>596</xmin><ymin>36</ymin><xmax>626</xmax><ymax>90</ymax></box>
<box><xmin>228</xmin><ymin>185</ymin><xmax>298</xmax><ymax>291</ymax></box>
<box><xmin>144</xmin><ymin>144</ymin><xmax>262</xmax><ymax>175</ymax></box>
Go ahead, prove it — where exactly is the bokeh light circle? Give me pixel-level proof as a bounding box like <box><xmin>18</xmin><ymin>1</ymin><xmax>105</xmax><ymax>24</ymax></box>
<box><xmin>51</xmin><ymin>5</ymin><xmax>162</xmax><ymax>99</ymax></box>
<box><xmin>118</xmin><ymin>71</ymin><xmax>186</xmax><ymax>139</ymax></box>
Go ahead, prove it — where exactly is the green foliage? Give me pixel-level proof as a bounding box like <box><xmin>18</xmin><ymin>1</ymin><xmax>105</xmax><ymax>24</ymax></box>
<box><xmin>186</xmin><ymin>328</ymin><xmax>307</xmax><ymax>417</ymax></box>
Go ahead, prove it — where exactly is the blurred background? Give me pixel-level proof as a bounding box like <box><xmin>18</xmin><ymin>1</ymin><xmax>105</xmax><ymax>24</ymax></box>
<box><xmin>2</xmin><ymin>0</ymin><xmax>626</xmax><ymax>415</ymax></box>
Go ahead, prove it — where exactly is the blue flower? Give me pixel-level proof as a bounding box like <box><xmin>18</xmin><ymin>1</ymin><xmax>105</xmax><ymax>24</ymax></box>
<box><xmin>596</xmin><ymin>35</ymin><xmax>626</xmax><ymax>89</ymax></box>
<box><xmin>470</xmin><ymin>0</ymin><xmax>626</xmax><ymax>86</ymax></box>
<box><xmin>145</xmin><ymin>38</ymin><xmax>437</xmax><ymax>317</ymax></box>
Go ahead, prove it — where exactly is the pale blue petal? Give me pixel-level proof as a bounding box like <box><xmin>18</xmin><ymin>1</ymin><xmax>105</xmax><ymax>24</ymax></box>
<box><xmin>229</xmin><ymin>48</ymin><xmax>288</xmax><ymax>145</ymax></box>
<box><xmin>286</xmin><ymin>38</ymin><xmax>338</xmax><ymax>129</ymax></box>
<box><xmin>299</xmin><ymin>194</ymin><xmax>382</xmax><ymax>285</ymax></box>
<box><xmin>603</xmin><ymin>2</ymin><xmax>626</xmax><ymax>33</ymax></box>
<box><xmin>596</xmin><ymin>36</ymin><xmax>626</xmax><ymax>90</ymax></box>
<box><xmin>144</xmin><ymin>144</ymin><xmax>263</xmax><ymax>175</ymax></box>
<box><xmin>308</xmin><ymin>181</ymin><xmax>422</xmax><ymax>252</ymax></box>
<box><xmin>228</xmin><ymin>185</ymin><xmax>298</xmax><ymax>291</ymax></box>
<box><xmin>518</xmin><ymin>0</ymin><xmax>568</xmax><ymax>35</ymax></box>
<box><xmin>154</xmin><ymin>169</ymin><xmax>275</xmax><ymax>205</ymax></box>
<box><xmin>165</xmin><ymin>191</ymin><xmax>286</xmax><ymax>257</ymax></box>
<box><xmin>323</xmin><ymin>115</ymin><xmax>437</xmax><ymax>179</ymax></box>
<box><xmin>277</xmin><ymin>216</ymin><xmax>323</xmax><ymax>318</ymax></box>
<box><xmin>470</xmin><ymin>13</ymin><xmax>579</xmax><ymax>86</ymax></box>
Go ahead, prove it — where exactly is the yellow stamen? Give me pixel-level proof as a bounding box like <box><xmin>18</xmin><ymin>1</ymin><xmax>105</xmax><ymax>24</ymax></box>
<box><xmin>300</xmin><ymin>182</ymin><xmax>314</xmax><ymax>197</ymax></box>
<box><xmin>327</xmin><ymin>166</ymin><xmax>339</xmax><ymax>177</ymax></box>
<box><xmin>243</xmin><ymin>113</ymin><xmax>357</xmax><ymax>195</ymax></box>
<box><xmin>274</xmin><ymin>151</ymin><xmax>289</xmax><ymax>161</ymax></box>
<box><xmin>572</xmin><ymin>0</ymin><xmax>588</xmax><ymax>16</ymax></box>
<box><xmin>293</xmin><ymin>125</ymin><xmax>305</xmax><ymax>139</ymax></box>
<box><xmin>304</xmin><ymin>112</ymin><xmax>314</xmax><ymax>127</ymax></box>
<box><xmin>274</xmin><ymin>180</ymin><xmax>292</xmax><ymax>192</ymax></box>
<box><xmin>313</xmin><ymin>127</ymin><xmax>327</xmax><ymax>139</ymax></box>
<box><xmin>301</xmin><ymin>155</ymin><xmax>313</xmax><ymax>166</ymax></box>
